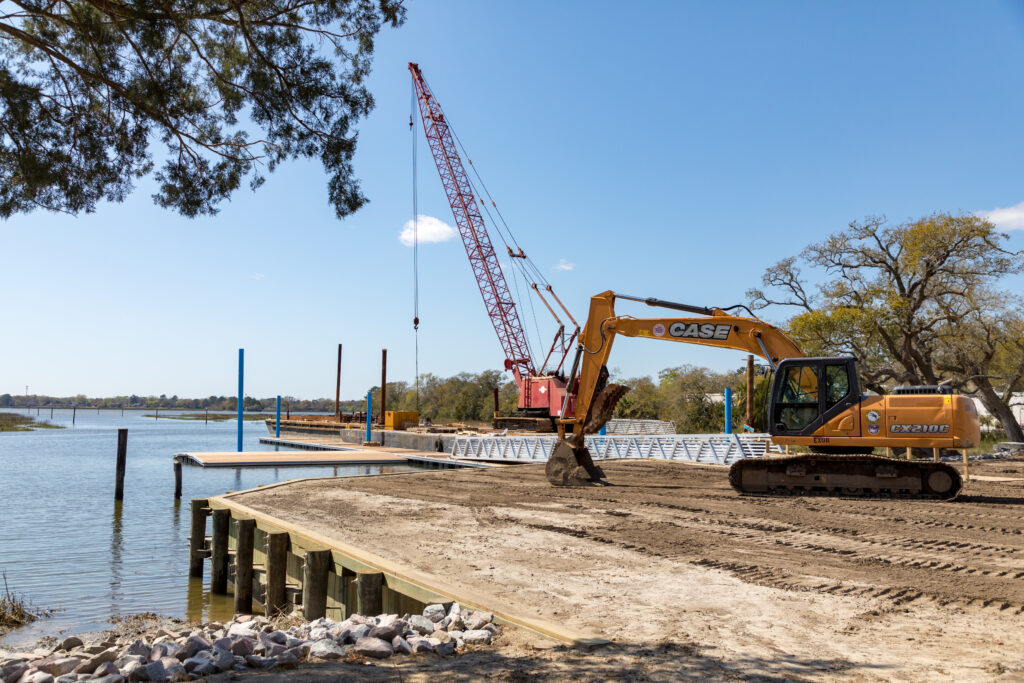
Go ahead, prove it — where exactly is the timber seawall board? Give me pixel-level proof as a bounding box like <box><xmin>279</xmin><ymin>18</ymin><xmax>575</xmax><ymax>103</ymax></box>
<box><xmin>189</xmin><ymin>474</ymin><xmax>607</xmax><ymax>647</ymax></box>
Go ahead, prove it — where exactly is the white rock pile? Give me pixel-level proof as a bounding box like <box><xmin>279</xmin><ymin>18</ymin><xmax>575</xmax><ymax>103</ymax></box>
<box><xmin>0</xmin><ymin>603</ymin><xmax>498</xmax><ymax>683</ymax></box>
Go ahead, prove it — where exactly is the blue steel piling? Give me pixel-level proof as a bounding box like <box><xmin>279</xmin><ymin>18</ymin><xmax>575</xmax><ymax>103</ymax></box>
<box><xmin>365</xmin><ymin>391</ymin><xmax>372</xmax><ymax>443</ymax></box>
<box><xmin>237</xmin><ymin>348</ymin><xmax>244</xmax><ymax>452</ymax></box>
<box><xmin>275</xmin><ymin>395</ymin><xmax>281</xmax><ymax>437</ymax></box>
<box><xmin>724</xmin><ymin>387</ymin><xmax>732</xmax><ymax>434</ymax></box>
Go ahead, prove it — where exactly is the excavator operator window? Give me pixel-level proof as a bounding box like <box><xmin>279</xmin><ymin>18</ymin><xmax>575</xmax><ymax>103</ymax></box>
<box><xmin>825</xmin><ymin>365</ymin><xmax>851</xmax><ymax>409</ymax></box>
<box><xmin>775</xmin><ymin>364</ymin><xmax>820</xmax><ymax>431</ymax></box>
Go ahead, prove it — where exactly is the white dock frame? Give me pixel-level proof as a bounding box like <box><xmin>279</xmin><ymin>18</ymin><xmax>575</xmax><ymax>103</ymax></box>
<box><xmin>451</xmin><ymin>433</ymin><xmax>782</xmax><ymax>465</ymax></box>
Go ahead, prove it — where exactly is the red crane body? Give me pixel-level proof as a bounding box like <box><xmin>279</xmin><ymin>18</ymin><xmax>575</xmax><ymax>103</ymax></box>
<box><xmin>409</xmin><ymin>63</ymin><xmax>572</xmax><ymax>421</ymax></box>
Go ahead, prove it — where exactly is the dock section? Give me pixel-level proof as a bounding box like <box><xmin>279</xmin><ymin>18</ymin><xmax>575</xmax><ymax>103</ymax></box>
<box><xmin>175</xmin><ymin>450</ymin><xmax>406</xmax><ymax>467</ymax></box>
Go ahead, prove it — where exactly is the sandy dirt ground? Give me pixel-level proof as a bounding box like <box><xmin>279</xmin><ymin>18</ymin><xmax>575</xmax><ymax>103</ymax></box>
<box><xmin>229</xmin><ymin>457</ymin><xmax>1024</xmax><ymax>682</ymax></box>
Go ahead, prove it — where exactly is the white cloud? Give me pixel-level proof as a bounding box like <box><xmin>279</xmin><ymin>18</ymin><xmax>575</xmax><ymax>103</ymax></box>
<box><xmin>976</xmin><ymin>201</ymin><xmax>1024</xmax><ymax>231</ymax></box>
<box><xmin>251</xmin><ymin>273</ymin><xmax>265</xmax><ymax>281</ymax></box>
<box><xmin>399</xmin><ymin>214</ymin><xmax>457</xmax><ymax>246</ymax></box>
<box><xmin>555</xmin><ymin>258</ymin><xmax>575</xmax><ymax>271</ymax></box>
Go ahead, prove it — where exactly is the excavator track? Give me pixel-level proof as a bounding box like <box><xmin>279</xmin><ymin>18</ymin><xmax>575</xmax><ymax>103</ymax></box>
<box><xmin>729</xmin><ymin>453</ymin><xmax>962</xmax><ymax>500</ymax></box>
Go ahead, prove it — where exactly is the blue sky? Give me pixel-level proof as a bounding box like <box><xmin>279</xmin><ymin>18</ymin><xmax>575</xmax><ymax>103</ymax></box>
<box><xmin>2</xmin><ymin>1</ymin><xmax>1023</xmax><ymax>400</ymax></box>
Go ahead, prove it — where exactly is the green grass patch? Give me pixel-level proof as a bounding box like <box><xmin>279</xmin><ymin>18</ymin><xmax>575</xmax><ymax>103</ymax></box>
<box><xmin>0</xmin><ymin>412</ymin><xmax>62</xmax><ymax>432</ymax></box>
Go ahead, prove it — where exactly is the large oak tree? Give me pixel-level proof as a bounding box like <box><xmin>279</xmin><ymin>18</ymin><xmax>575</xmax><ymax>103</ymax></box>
<box><xmin>0</xmin><ymin>0</ymin><xmax>404</xmax><ymax>218</ymax></box>
<box><xmin>748</xmin><ymin>213</ymin><xmax>1024</xmax><ymax>442</ymax></box>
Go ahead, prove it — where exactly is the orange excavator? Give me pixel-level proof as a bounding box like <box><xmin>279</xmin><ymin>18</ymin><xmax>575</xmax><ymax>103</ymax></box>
<box><xmin>549</xmin><ymin>291</ymin><xmax>980</xmax><ymax>499</ymax></box>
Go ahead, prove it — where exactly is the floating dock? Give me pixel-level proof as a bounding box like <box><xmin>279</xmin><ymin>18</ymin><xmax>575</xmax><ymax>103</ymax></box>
<box><xmin>174</xmin><ymin>450</ymin><xmax>405</xmax><ymax>467</ymax></box>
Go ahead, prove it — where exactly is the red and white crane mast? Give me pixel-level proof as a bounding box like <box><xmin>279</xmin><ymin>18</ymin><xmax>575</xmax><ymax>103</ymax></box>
<box><xmin>408</xmin><ymin>63</ymin><xmax>536</xmax><ymax>382</ymax></box>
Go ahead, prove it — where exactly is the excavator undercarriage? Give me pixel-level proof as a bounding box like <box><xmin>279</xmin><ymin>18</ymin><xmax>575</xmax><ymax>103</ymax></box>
<box><xmin>728</xmin><ymin>453</ymin><xmax>962</xmax><ymax>499</ymax></box>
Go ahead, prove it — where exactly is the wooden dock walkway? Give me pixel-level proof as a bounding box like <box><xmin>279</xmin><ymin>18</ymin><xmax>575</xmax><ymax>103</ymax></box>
<box><xmin>259</xmin><ymin>435</ymin><xmax>358</xmax><ymax>451</ymax></box>
<box><xmin>175</xmin><ymin>450</ymin><xmax>407</xmax><ymax>467</ymax></box>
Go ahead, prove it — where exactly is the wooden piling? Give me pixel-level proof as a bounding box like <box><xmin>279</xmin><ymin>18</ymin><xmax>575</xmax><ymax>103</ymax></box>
<box><xmin>174</xmin><ymin>459</ymin><xmax>182</xmax><ymax>499</ymax></box>
<box><xmin>114</xmin><ymin>428</ymin><xmax>128</xmax><ymax>501</ymax></box>
<box><xmin>746</xmin><ymin>355</ymin><xmax>755</xmax><ymax>427</ymax></box>
<box><xmin>211</xmin><ymin>509</ymin><xmax>230</xmax><ymax>594</ymax></box>
<box><xmin>335</xmin><ymin>343</ymin><xmax>343</xmax><ymax>418</ymax></box>
<box><xmin>302</xmin><ymin>549</ymin><xmax>332</xmax><ymax>620</ymax></box>
<box><xmin>356</xmin><ymin>571</ymin><xmax>383</xmax><ymax>616</ymax></box>
<box><xmin>962</xmin><ymin>449</ymin><xmax>969</xmax><ymax>484</ymax></box>
<box><xmin>188</xmin><ymin>499</ymin><xmax>209</xmax><ymax>578</ymax></box>
<box><xmin>72</xmin><ymin>406</ymin><xmax>76</xmax><ymax>425</ymax></box>
<box><xmin>380</xmin><ymin>349</ymin><xmax>387</xmax><ymax>424</ymax></box>
<box><xmin>265</xmin><ymin>532</ymin><xmax>290</xmax><ymax>616</ymax></box>
<box><xmin>233</xmin><ymin>518</ymin><xmax>255</xmax><ymax>614</ymax></box>
<box><xmin>932</xmin><ymin>447</ymin><xmax>940</xmax><ymax>462</ymax></box>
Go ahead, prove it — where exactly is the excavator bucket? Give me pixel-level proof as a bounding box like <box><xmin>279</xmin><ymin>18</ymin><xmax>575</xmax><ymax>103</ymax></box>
<box><xmin>546</xmin><ymin>383</ymin><xmax>629</xmax><ymax>486</ymax></box>
<box><xmin>546</xmin><ymin>440</ymin><xmax>606</xmax><ymax>486</ymax></box>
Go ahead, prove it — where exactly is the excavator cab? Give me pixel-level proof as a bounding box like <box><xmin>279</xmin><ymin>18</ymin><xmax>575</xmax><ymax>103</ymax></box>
<box><xmin>768</xmin><ymin>357</ymin><xmax>860</xmax><ymax>438</ymax></box>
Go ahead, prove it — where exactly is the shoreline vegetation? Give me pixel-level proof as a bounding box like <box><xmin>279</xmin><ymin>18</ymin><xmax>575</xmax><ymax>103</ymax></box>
<box><xmin>0</xmin><ymin>572</ymin><xmax>48</xmax><ymax>635</ymax></box>
<box><xmin>142</xmin><ymin>413</ymin><xmax>268</xmax><ymax>422</ymax></box>
<box><xmin>0</xmin><ymin>413</ymin><xmax>62</xmax><ymax>432</ymax></box>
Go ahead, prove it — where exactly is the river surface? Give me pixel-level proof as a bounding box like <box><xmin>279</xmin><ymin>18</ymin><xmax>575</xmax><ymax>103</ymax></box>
<box><xmin>0</xmin><ymin>409</ymin><xmax>416</xmax><ymax>646</ymax></box>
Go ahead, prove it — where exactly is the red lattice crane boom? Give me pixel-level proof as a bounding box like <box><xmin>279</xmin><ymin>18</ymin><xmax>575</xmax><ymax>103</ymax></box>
<box><xmin>409</xmin><ymin>62</ymin><xmax>536</xmax><ymax>382</ymax></box>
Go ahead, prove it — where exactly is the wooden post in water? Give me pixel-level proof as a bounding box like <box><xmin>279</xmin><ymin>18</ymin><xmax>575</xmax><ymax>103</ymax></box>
<box><xmin>302</xmin><ymin>549</ymin><xmax>332</xmax><ymax>620</ymax></box>
<box><xmin>335</xmin><ymin>343</ymin><xmax>343</xmax><ymax>418</ymax></box>
<box><xmin>265</xmin><ymin>532</ymin><xmax>289</xmax><ymax>616</ymax></box>
<box><xmin>174</xmin><ymin>459</ymin><xmax>182</xmax><ymax>499</ymax></box>
<box><xmin>72</xmin><ymin>406</ymin><xmax>76</xmax><ymax>425</ymax></box>
<box><xmin>188</xmin><ymin>499</ymin><xmax>209</xmax><ymax>578</ymax></box>
<box><xmin>50</xmin><ymin>407</ymin><xmax>53</xmax><ymax>419</ymax></box>
<box><xmin>114</xmin><ymin>429</ymin><xmax>128</xmax><ymax>501</ymax></box>
<box><xmin>356</xmin><ymin>571</ymin><xmax>383</xmax><ymax>616</ymax></box>
<box><xmin>210</xmin><ymin>509</ymin><xmax>230</xmax><ymax>594</ymax></box>
<box><xmin>234</xmin><ymin>518</ymin><xmax>255</xmax><ymax>614</ymax></box>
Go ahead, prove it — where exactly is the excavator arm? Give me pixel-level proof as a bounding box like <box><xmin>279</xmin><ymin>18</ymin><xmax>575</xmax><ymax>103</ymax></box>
<box><xmin>562</xmin><ymin>291</ymin><xmax>803</xmax><ymax>447</ymax></box>
<box><xmin>547</xmin><ymin>290</ymin><xmax>803</xmax><ymax>486</ymax></box>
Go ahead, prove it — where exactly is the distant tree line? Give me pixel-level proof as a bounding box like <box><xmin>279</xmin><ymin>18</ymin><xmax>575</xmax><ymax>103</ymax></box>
<box><xmin>0</xmin><ymin>393</ymin><xmax>357</xmax><ymax>412</ymax></box>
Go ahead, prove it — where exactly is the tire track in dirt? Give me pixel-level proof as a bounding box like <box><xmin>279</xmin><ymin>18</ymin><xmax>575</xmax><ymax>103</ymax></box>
<box><xmin>252</xmin><ymin>456</ymin><xmax>1024</xmax><ymax>618</ymax></box>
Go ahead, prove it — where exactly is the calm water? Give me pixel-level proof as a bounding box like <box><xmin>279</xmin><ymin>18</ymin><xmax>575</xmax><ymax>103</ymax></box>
<box><xmin>0</xmin><ymin>409</ymin><xmax>416</xmax><ymax>646</ymax></box>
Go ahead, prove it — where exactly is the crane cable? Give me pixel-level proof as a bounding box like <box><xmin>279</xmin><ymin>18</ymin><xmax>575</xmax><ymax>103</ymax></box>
<box><xmin>425</xmin><ymin>73</ymin><xmax>552</xmax><ymax>289</ymax></box>
<box><xmin>410</xmin><ymin>83</ymin><xmax>420</xmax><ymax>410</ymax></box>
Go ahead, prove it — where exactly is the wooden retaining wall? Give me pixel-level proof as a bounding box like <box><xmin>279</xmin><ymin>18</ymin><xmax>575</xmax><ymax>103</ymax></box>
<box><xmin>188</xmin><ymin>484</ymin><xmax>607</xmax><ymax>647</ymax></box>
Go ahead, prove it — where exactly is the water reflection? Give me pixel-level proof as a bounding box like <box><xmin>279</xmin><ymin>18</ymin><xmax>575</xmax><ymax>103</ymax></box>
<box><xmin>109</xmin><ymin>501</ymin><xmax>123</xmax><ymax>613</ymax></box>
<box><xmin>185</xmin><ymin>578</ymin><xmax>235</xmax><ymax>624</ymax></box>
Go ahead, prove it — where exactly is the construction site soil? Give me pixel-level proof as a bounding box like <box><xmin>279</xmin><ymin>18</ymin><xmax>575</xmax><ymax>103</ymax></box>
<box><xmin>232</xmin><ymin>457</ymin><xmax>1024</xmax><ymax>681</ymax></box>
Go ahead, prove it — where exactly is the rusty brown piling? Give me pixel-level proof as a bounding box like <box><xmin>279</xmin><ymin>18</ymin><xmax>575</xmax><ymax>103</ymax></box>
<box><xmin>234</xmin><ymin>518</ymin><xmax>255</xmax><ymax>614</ymax></box>
<box><xmin>746</xmin><ymin>355</ymin><xmax>755</xmax><ymax>427</ymax></box>
<box><xmin>335</xmin><ymin>343</ymin><xmax>343</xmax><ymax>418</ymax></box>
